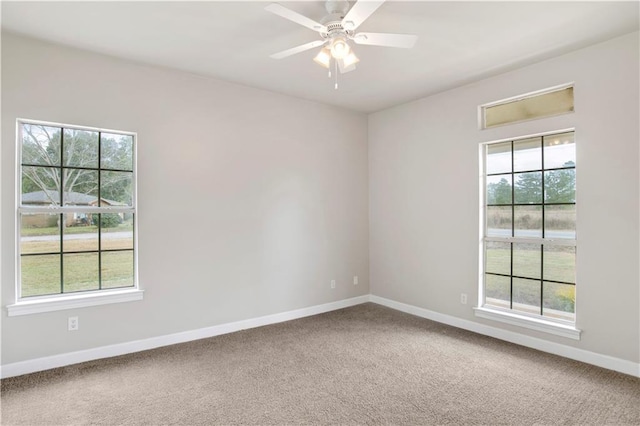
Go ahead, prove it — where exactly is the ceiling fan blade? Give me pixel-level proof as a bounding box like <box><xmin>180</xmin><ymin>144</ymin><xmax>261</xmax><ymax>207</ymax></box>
<box><xmin>270</xmin><ymin>40</ymin><xmax>326</xmax><ymax>59</ymax></box>
<box><xmin>341</xmin><ymin>0</ymin><xmax>386</xmax><ymax>31</ymax></box>
<box><xmin>352</xmin><ymin>32</ymin><xmax>418</xmax><ymax>48</ymax></box>
<box><xmin>265</xmin><ymin>3</ymin><xmax>327</xmax><ymax>33</ymax></box>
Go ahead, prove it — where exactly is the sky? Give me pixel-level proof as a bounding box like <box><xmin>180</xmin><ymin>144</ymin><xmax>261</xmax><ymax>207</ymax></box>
<box><xmin>486</xmin><ymin>134</ymin><xmax>575</xmax><ymax>175</ymax></box>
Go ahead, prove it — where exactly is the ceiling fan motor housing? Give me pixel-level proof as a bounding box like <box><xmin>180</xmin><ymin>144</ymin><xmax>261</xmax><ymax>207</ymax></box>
<box><xmin>325</xmin><ymin>0</ymin><xmax>349</xmax><ymax>16</ymax></box>
<box><xmin>320</xmin><ymin>0</ymin><xmax>354</xmax><ymax>39</ymax></box>
<box><xmin>323</xmin><ymin>22</ymin><xmax>353</xmax><ymax>38</ymax></box>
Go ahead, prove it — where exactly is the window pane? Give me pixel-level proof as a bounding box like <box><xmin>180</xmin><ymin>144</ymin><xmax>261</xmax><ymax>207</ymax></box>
<box><xmin>513</xmin><ymin>137</ymin><xmax>541</xmax><ymax>172</ymax></box>
<box><xmin>484</xmin><ymin>87</ymin><xmax>574</xmax><ymax>128</ymax></box>
<box><xmin>101</xmin><ymin>171</ymin><xmax>133</xmax><ymax>206</ymax></box>
<box><xmin>22</xmin><ymin>167</ymin><xmax>61</xmax><ymax>206</ymax></box>
<box><xmin>485</xmin><ymin>274</ymin><xmax>510</xmax><ymax>309</ymax></box>
<box><xmin>514</xmin><ymin>172</ymin><xmax>542</xmax><ymax>204</ymax></box>
<box><xmin>63</xmin><ymin>169</ymin><xmax>98</xmax><ymax>205</ymax></box>
<box><xmin>512</xmin><ymin>243</ymin><xmax>541</xmax><ymax>279</ymax></box>
<box><xmin>102</xmin><ymin>250</ymin><xmax>134</xmax><ymax>289</ymax></box>
<box><xmin>21</xmin><ymin>213</ymin><xmax>60</xmax><ymax>254</ymax></box>
<box><xmin>101</xmin><ymin>218</ymin><xmax>133</xmax><ymax>250</ymax></box>
<box><xmin>486</xmin><ymin>142</ymin><xmax>511</xmax><ymax>175</ymax></box>
<box><xmin>63</xmin><ymin>253</ymin><xmax>99</xmax><ymax>293</ymax></box>
<box><xmin>486</xmin><ymin>206</ymin><xmax>512</xmax><ymax>237</ymax></box>
<box><xmin>544</xmin><ymin>132</ymin><xmax>575</xmax><ymax>169</ymax></box>
<box><xmin>543</xmin><ymin>282</ymin><xmax>575</xmax><ymax>322</ymax></box>
<box><xmin>545</xmin><ymin>205</ymin><xmax>576</xmax><ymax>239</ymax></box>
<box><xmin>544</xmin><ymin>169</ymin><xmax>575</xmax><ymax>203</ymax></box>
<box><xmin>486</xmin><ymin>175</ymin><xmax>512</xmax><ymax>204</ymax></box>
<box><xmin>512</xmin><ymin>278</ymin><xmax>541</xmax><ymax>315</ymax></box>
<box><xmin>63</xmin><ymin>214</ymin><xmax>98</xmax><ymax>252</ymax></box>
<box><xmin>21</xmin><ymin>124</ymin><xmax>61</xmax><ymax>166</ymax></box>
<box><xmin>63</xmin><ymin>129</ymin><xmax>98</xmax><ymax>168</ymax></box>
<box><xmin>21</xmin><ymin>254</ymin><xmax>61</xmax><ymax>297</ymax></box>
<box><xmin>543</xmin><ymin>245</ymin><xmax>575</xmax><ymax>283</ymax></box>
<box><xmin>101</xmin><ymin>133</ymin><xmax>133</xmax><ymax>171</ymax></box>
<box><xmin>486</xmin><ymin>241</ymin><xmax>510</xmax><ymax>275</ymax></box>
<box><xmin>514</xmin><ymin>205</ymin><xmax>542</xmax><ymax>238</ymax></box>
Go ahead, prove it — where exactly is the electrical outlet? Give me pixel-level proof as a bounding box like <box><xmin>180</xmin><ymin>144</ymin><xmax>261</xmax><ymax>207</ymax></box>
<box><xmin>353</xmin><ymin>276</ymin><xmax>358</xmax><ymax>285</ymax></box>
<box><xmin>331</xmin><ymin>279</ymin><xmax>336</xmax><ymax>289</ymax></box>
<box><xmin>460</xmin><ymin>293</ymin><xmax>468</xmax><ymax>305</ymax></box>
<box><xmin>68</xmin><ymin>316</ymin><xmax>79</xmax><ymax>331</ymax></box>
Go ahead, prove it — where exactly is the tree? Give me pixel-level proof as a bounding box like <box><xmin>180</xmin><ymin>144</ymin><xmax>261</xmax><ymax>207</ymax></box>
<box><xmin>487</xmin><ymin>177</ymin><xmax>511</xmax><ymax>204</ymax></box>
<box><xmin>21</xmin><ymin>124</ymin><xmax>133</xmax><ymax>207</ymax></box>
<box><xmin>545</xmin><ymin>162</ymin><xmax>575</xmax><ymax>203</ymax></box>
<box><xmin>22</xmin><ymin>125</ymin><xmax>98</xmax><ymax>204</ymax></box>
<box><xmin>488</xmin><ymin>162</ymin><xmax>575</xmax><ymax>207</ymax></box>
<box><xmin>514</xmin><ymin>172</ymin><xmax>542</xmax><ymax>204</ymax></box>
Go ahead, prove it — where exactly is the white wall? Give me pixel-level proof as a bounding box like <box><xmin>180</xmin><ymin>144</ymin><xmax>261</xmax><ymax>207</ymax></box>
<box><xmin>369</xmin><ymin>32</ymin><xmax>639</xmax><ymax>363</ymax></box>
<box><xmin>1</xmin><ymin>33</ymin><xmax>369</xmax><ymax>365</ymax></box>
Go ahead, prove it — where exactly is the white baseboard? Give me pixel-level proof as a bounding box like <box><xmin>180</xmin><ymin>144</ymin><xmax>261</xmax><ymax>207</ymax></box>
<box><xmin>369</xmin><ymin>295</ymin><xmax>640</xmax><ymax>378</ymax></box>
<box><xmin>3</xmin><ymin>294</ymin><xmax>638</xmax><ymax>379</ymax></box>
<box><xmin>0</xmin><ymin>295</ymin><xmax>370</xmax><ymax>379</ymax></box>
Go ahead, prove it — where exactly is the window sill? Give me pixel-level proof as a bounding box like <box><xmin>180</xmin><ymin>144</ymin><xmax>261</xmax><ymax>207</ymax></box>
<box><xmin>6</xmin><ymin>289</ymin><xmax>144</xmax><ymax>316</ymax></box>
<box><xmin>474</xmin><ymin>306</ymin><xmax>581</xmax><ymax>340</ymax></box>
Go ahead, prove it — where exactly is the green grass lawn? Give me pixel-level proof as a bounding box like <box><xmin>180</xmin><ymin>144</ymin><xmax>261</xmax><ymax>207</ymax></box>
<box><xmin>21</xmin><ymin>233</ymin><xmax>133</xmax><ymax>254</ymax></box>
<box><xmin>21</xmin><ymin>222</ymin><xmax>132</xmax><ymax>236</ymax></box>
<box><xmin>20</xmin><ymin>219</ymin><xmax>134</xmax><ymax>297</ymax></box>
<box><xmin>21</xmin><ymin>250</ymin><xmax>134</xmax><ymax>297</ymax></box>
<box><xmin>485</xmin><ymin>245</ymin><xmax>575</xmax><ymax>317</ymax></box>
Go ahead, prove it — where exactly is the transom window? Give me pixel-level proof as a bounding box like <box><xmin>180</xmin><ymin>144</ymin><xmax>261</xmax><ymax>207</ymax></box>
<box><xmin>481</xmin><ymin>85</ymin><xmax>574</xmax><ymax>129</ymax></box>
<box><xmin>18</xmin><ymin>120</ymin><xmax>136</xmax><ymax>299</ymax></box>
<box><xmin>482</xmin><ymin>131</ymin><xmax>576</xmax><ymax>323</ymax></box>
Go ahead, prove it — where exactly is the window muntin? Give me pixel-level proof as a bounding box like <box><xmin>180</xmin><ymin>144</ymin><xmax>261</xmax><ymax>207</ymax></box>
<box><xmin>482</xmin><ymin>131</ymin><xmax>576</xmax><ymax>323</ymax></box>
<box><xmin>18</xmin><ymin>120</ymin><xmax>136</xmax><ymax>299</ymax></box>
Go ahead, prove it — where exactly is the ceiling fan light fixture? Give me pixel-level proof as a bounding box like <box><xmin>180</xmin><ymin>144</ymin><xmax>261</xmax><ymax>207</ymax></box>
<box><xmin>313</xmin><ymin>47</ymin><xmax>332</xmax><ymax>68</ymax></box>
<box><xmin>338</xmin><ymin>51</ymin><xmax>359</xmax><ymax>73</ymax></box>
<box><xmin>342</xmin><ymin>51</ymin><xmax>360</xmax><ymax>68</ymax></box>
<box><xmin>330</xmin><ymin>37</ymin><xmax>350</xmax><ymax>59</ymax></box>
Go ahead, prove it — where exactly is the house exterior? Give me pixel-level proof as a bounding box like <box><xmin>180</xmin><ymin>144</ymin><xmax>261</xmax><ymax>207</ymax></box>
<box><xmin>21</xmin><ymin>190</ymin><xmax>125</xmax><ymax>227</ymax></box>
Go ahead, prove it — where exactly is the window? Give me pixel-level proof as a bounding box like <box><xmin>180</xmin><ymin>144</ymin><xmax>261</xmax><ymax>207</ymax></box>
<box><xmin>481</xmin><ymin>85</ymin><xmax>574</xmax><ymax>129</ymax></box>
<box><xmin>479</xmin><ymin>131</ymin><xmax>577</xmax><ymax>331</ymax></box>
<box><xmin>12</xmin><ymin>120</ymin><xmax>140</xmax><ymax>314</ymax></box>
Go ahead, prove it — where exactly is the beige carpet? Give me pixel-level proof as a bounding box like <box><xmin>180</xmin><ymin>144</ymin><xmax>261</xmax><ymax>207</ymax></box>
<box><xmin>1</xmin><ymin>303</ymin><xmax>638</xmax><ymax>425</ymax></box>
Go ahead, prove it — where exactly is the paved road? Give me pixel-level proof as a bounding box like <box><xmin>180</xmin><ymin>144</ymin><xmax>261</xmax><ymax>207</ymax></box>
<box><xmin>21</xmin><ymin>231</ymin><xmax>132</xmax><ymax>242</ymax></box>
<box><xmin>487</xmin><ymin>229</ymin><xmax>574</xmax><ymax>239</ymax></box>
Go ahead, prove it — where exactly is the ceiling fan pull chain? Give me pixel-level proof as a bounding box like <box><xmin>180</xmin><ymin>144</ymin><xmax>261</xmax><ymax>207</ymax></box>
<box><xmin>334</xmin><ymin>60</ymin><xmax>339</xmax><ymax>90</ymax></box>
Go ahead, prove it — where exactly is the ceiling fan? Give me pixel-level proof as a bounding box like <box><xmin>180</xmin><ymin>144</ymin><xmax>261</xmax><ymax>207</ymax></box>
<box><xmin>266</xmin><ymin>0</ymin><xmax>417</xmax><ymax>88</ymax></box>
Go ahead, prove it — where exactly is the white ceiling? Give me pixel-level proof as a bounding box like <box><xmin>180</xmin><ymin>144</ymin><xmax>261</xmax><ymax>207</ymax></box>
<box><xmin>2</xmin><ymin>1</ymin><xmax>638</xmax><ymax>113</ymax></box>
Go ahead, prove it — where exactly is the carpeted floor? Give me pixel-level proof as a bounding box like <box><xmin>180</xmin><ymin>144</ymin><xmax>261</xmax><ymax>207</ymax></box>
<box><xmin>1</xmin><ymin>303</ymin><xmax>639</xmax><ymax>425</ymax></box>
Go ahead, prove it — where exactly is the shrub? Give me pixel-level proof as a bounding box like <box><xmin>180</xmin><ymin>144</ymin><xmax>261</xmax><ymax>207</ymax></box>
<box><xmin>93</xmin><ymin>213</ymin><xmax>122</xmax><ymax>228</ymax></box>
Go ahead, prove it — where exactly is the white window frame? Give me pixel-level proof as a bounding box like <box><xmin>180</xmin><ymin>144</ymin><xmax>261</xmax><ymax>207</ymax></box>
<box><xmin>474</xmin><ymin>129</ymin><xmax>580</xmax><ymax>340</ymax></box>
<box><xmin>7</xmin><ymin>119</ymin><xmax>143</xmax><ymax>316</ymax></box>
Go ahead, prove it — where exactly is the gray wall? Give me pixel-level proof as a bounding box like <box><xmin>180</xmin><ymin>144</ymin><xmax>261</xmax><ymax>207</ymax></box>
<box><xmin>369</xmin><ymin>32</ymin><xmax>639</xmax><ymax>363</ymax></box>
<box><xmin>1</xmin><ymin>33</ymin><xmax>369</xmax><ymax>364</ymax></box>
